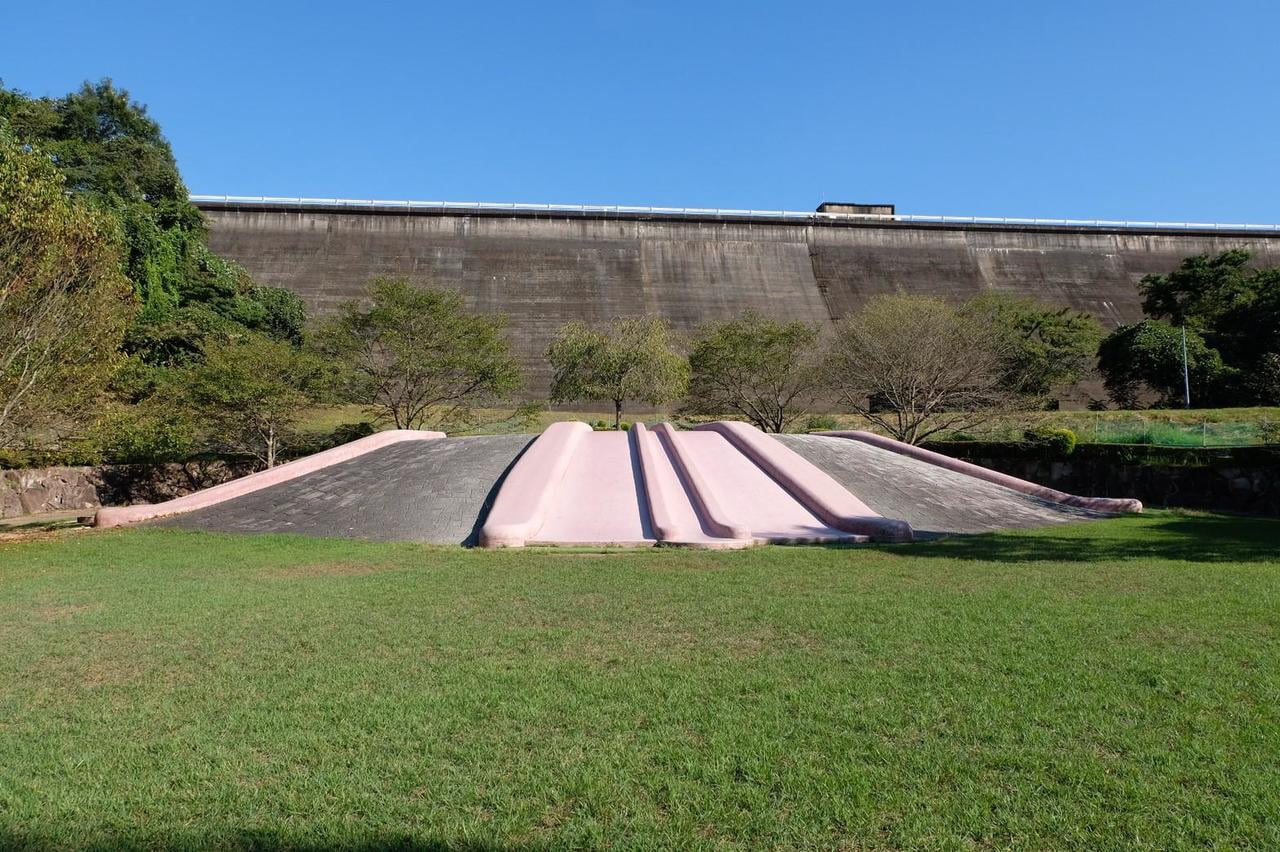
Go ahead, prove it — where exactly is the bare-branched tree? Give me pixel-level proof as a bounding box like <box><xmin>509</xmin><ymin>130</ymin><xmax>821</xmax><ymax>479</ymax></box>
<box><xmin>826</xmin><ymin>294</ymin><xmax>1012</xmax><ymax>444</ymax></box>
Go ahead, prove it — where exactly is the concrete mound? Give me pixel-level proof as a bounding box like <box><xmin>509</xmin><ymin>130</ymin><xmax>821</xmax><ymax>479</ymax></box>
<box><xmin>777</xmin><ymin>434</ymin><xmax>1108</xmax><ymax>538</ymax></box>
<box><xmin>155</xmin><ymin>435</ymin><xmax>532</xmax><ymax>545</ymax></box>
<box><xmin>97</xmin><ymin>423</ymin><xmax>1139</xmax><ymax>546</ymax></box>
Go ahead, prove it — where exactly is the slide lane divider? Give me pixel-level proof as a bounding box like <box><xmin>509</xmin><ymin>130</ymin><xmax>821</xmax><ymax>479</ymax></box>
<box><xmin>820</xmin><ymin>430</ymin><xmax>1143</xmax><ymax>514</ymax></box>
<box><xmin>647</xmin><ymin>423</ymin><xmax>754</xmax><ymax>545</ymax></box>
<box><xmin>480</xmin><ymin>421</ymin><xmax>591</xmax><ymax>547</ymax></box>
<box><xmin>632</xmin><ymin>423</ymin><xmax>691</xmax><ymax>544</ymax></box>
<box><xmin>695</xmin><ymin>421</ymin><xmax>914</xmax><ymax>542</ymax></box>
<box><xmin>95</xmin><ymin>429</ymin><xmax>446</xmax><ymax>528</ymax></box>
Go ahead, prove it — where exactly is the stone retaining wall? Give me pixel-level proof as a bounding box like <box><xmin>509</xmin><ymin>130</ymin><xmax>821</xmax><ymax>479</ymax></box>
<box><xmin>0</xmin><ymin>461</ymin><xmax>256</xmax><ymax>519</ymax></box>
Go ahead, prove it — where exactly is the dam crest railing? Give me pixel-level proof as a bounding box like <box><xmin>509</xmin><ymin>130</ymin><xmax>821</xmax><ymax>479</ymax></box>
<box><xmin>189</xmin><ymin>195</ymin><xmax>1280</xmax><ymax>233</ymax></box>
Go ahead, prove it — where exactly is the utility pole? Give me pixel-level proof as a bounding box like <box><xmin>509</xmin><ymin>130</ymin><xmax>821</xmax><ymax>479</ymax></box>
<box><xmin>1181</xmin><ymin>326</ymin><xmax>1192</xmax><ymax>408</ymax></box>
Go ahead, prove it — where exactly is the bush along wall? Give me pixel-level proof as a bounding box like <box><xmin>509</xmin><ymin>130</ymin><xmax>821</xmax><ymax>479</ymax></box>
<box><xmin>925</xmin><ymin>441</ymin><xmax>1280</xmax><ymax>516</ymax></box>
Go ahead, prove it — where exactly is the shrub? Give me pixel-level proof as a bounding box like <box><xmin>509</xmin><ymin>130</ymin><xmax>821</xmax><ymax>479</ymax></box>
<box><xmin>804</xmin><ymin>414</ymin><xmax>840</xmax><ymax>433</ymax></box>
<box><xmin>1259</xmin><ymin>420</ymin><xmax>1280</xmax><ymax>446</ymax></box>
<box><xmin>1023</xmin><ymin>425</ymin><xmax>1077</xmax><ymax>455</ymax></box>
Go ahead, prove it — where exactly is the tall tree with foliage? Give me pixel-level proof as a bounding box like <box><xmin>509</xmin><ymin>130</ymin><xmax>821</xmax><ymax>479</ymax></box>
<box><xmin>0</xmin><ymin>129</ymin><xmax>135</xmax><ymax>446</ymax></box>
<box><xmin>825</xmin><ymin>294</ymin><xmax>1012</xmax><ymax>445</ymax></box>
<box><xmin>1096</xmin><ymin>320</ymin><xmax>1229</xmax><ymax>409</ymax></box>
<box><xmin>965</xmin><ymin>293</ymin><xmax>1103</xmax><ymax>400</ymax></box>
<box><xmin>547</xmin><ymin>317</ymin><xmax>689</xmax><ymax>429</ymax></box>
<box><xmin>315</xmin><ymin>279</ymin><xmax>521</xmax><ymax>430</ymax></box>
<box><xmin>1106</xmin><ymin>249</ymin><xmax>1280</xmax><ymax>406</ymax></box>
<box><xmin>183</xmin><ymin>335</ymin><xmax>317</xmax><ymax>469</ymax></box>
<box><xmin>0</xmin><ymin>79</ymin><xmax>304</xmax><ymax>366</ymax></box>
<box><xmin>684</xmin><ymin>312</ymin><xmax>824</xmax><ymax>432</ymax></box>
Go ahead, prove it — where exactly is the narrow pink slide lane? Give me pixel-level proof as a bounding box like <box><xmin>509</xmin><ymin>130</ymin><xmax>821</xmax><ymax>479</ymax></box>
<box><xmin>667</xmin><ymin>429</ymin><xmax>855</xmax><ymax>543</ymax></box>
<box><xmin>529</xmin><ymin>431</ymin><xmax>656</xmax><ymax>546</ymax></box>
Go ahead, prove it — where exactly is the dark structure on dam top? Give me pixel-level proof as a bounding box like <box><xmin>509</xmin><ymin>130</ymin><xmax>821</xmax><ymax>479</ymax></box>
<box><xmin>195</xmin><ymin>197</ymin><xmax>1280</xmax><ymax>399</ymax></box>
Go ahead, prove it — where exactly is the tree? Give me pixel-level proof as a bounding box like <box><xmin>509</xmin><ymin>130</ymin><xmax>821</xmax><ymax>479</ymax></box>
<box><xmin>825</xmin><ymin>294</ymin><xmax>1012</xmax><ymax>444</ymax></box>
<box><xmin>965</xmin><ymin>293</ymin><xmax>1103</xmax><ymax>399</ymax></box>
<box><xmin>683</xmin><ymin>312</ymin><xmax>824</xmax><ymax>432</ymax></box>
<box><xmin>183</xmin><ymin>335</ymin><xmax>316</xmax><ymax>468</ymax></box>
<box><xmin>547</xmin><ymin>317</ymin><xmax>689</xmax><ymax>429</ymax></box>
<box><xmin>1</xmin><ymin>79</ymin><xmax>281</xmax><ymax>356</ymax></box>
<box><xmin>1138</xmin><ymin>249</ymin><xmax>1257</xmax><ymax>332</ymax></box>
<box><xmin>0</xmin><ymin>129</ymin><xmax>135</xmax><ymax>446</ymax></box>
<box><xmin>1096</xmin><ymin>320</ymin><xmax>1229</xmax><ymax>409</ymax></box>
<box><xmin>315</xmin><ymin>279</ymin><xmax>521</xmax><ymax>430</ymax></box>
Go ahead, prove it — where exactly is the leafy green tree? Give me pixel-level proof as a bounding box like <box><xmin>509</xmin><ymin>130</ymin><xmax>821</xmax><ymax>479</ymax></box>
<box><xmin>1</xmin><ymin>79</ymin><xmax>281</xmax><ymax>358</ymax></box>
<box><xmin>825</xmin><ymin>295</ymin><xmax>1013</xmax><ymax>445</ymax></box>
<box><xmin>548</xmin><ymin>317</ymin><xmax>689</xmax><ymax>429</ymax></box>
<box><xmin>0</xmin><ymin>129</ymin><xmax>135</xmax><ymax>446</ymax></box>
<box><xmin>1096</xmin><ymin>320</ymin><xmax>1229</xmax><ymax>409</ymax></box>
<box><xmin>183</xmin><ymin>335</ymin><xmax>317</xmax><ymax>468</ymax></box>
<box><xmin>1139</xmin><ymin>250</ymin><xmax>1257</xmax><ymax>332</ymax></box>
<box><xmin>684</xmin><ymin>312</ymin><xmax>824</xmax><ymax>432</ymax></box>
<box><xmin>1139</xmin><ymin>249</ymin><xmax>1280</xmax><ymax>371</ymax></box>
<box><xmin>965</xmin><ymin>293</ymin><xmax>1103</xmax><ymax>399</ymax></box>
<box><xmin>245</xmin><ymin>286</ymin><xmax>307</xmax><ymax>346</ymax></box>
<box><xmin>315</xmin><ymin>279</ymin><xmax>521</xmax><ymax>430</ymax></box>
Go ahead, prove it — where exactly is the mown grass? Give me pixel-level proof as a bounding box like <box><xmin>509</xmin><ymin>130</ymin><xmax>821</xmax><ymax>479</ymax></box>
<box><xmin>3</xmin><ymin>513</ymin><xmax>1276</xmax><ymax>849</ymax></box>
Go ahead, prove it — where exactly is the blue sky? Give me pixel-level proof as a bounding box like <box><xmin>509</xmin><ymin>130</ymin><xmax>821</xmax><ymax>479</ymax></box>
<box><xmin>5</xmin><ymin>1</ymin><xmax>1278</xmax><ymax>221</ymax></box>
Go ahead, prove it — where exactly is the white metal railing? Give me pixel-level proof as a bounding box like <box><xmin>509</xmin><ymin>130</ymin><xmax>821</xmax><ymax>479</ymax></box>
<box><xmin>188</xmin><ymin>194</ymin><xmax>1280</xmax><ymax>233</ymax></box>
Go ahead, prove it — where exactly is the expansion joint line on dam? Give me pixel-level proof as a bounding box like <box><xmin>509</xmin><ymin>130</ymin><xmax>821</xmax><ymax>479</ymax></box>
<box><xmin>189</xmin><ymin>194</ymin><xmax>1280</xmax><ymax>233</ymax></box>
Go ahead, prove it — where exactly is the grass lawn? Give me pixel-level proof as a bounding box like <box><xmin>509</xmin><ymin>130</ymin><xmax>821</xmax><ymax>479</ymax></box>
<box><xmin>1</xmin><ymin>513</ymin><xmax>1278</xmax><ymax>849</ymax></box>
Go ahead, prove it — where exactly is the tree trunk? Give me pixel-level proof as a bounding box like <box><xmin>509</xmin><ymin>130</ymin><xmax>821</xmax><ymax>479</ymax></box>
<box><xmin>614</xmin><ymin>399</ymin><xmax>623</xmax><ymax>430</ymax></box>
<box><xmin>266</xmin><ymin>424</ymin><xmax>277</xmax><ymax>469</ymax></box>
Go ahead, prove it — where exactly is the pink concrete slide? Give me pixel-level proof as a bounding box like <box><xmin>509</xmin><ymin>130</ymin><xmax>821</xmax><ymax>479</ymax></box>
<box><xmin>481</xmin><ymin>421</ymin><xmax>914</xmax><ymax>548</ymax></box>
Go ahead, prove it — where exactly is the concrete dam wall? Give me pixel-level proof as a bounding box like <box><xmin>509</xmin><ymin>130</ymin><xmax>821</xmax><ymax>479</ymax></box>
<box><xmin>196</xmin><ymin>200</ymin><xmax>1280</xmax><ymax>400</ymax></box>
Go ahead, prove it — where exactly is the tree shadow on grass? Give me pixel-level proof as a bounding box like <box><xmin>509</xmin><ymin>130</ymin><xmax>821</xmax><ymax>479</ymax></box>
<box><xmin>857</xmin><ymin>513</ymin><xmax>1280</xmax><ymax>565</ymax></box>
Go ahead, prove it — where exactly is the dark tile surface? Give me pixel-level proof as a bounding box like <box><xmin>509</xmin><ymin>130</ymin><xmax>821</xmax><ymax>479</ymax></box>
<box><xmin>776</xmin><ymin>435</ymin><xmax>1102</xmax><ymax>538</ymax></box>
<box><xmin>157</xmin><ymin>435</ymin><xmax>534</xmax><ymax>545</ymax></box>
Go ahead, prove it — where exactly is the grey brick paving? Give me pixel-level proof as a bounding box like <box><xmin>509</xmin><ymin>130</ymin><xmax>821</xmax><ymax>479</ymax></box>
<box><xmin>157</xmin><ymin>435</ymin><xmax>533</xmax><ymax>545</ymax></box>
<box><xmin>775</xmin><ymin>434</ymin><xmax>1103</xmax><ymax>538</ymax></box>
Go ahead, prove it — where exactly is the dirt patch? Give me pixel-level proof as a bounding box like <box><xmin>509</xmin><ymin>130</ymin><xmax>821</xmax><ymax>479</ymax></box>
<box><xmin>0</xmin><ymin>526</ymin><xmax>89</xmax><ymax>545</ymax></box>
<box><xmin>269</xmin><ymin>561</ymin><xmax>394</xmax><ymax>579</ymax></box>
<box><xmin>34</xmin><ymin>603</ymin><xmax>97</xmax><ymax>621</ymax></box>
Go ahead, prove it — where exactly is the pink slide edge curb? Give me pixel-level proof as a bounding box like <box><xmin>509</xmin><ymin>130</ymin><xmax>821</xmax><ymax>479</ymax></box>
<box><xmin>94</xmin><ymin>429</ymin><xmax>446</xmax><ymax>528</ymax></box>
<box><xmin>694</xmin><ymin>421</ymin><xmax>914</xmax><ymax>542</ymax></box>
<box><xmin>479</xmin><ymin>421</ymin><xmax>591</xmax><ymax>547</ymax></box>
<box><xmin>819</xmin><ymin>431</ymin><xmax>1143</xmax><ymax>514</ymax></box>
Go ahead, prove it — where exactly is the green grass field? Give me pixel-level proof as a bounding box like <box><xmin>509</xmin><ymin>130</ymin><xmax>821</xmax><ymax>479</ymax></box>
<box><xmin>2</xmin><ymin>513</ymin><xmax>1278</xmax><ymax>849</ymax></box>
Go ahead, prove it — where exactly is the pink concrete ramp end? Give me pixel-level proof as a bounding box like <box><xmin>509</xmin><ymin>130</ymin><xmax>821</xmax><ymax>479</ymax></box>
<box><xmin>693</xmin><ymin>421</ymin><xmax>914</xmax><ymax>542</ymax></box>
<box><xmin>479</xmin><ymin>421</ymin><xmax>591</xmax><ymax>548</ymax></box>
<box><xmin>94</xmin><ymin>429</ymin><xmax>446</xmax><ymax>529</ymax></box>
<box><xmin>820</xmin><ymin>430</ymin><xmax>1144</xmax><ymax>514</ymax></box>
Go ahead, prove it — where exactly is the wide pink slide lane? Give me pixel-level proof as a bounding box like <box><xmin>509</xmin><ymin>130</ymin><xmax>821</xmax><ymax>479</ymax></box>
<box><xmin>694</xmin><ymin>421</ymin><xmax>914</xmax><ymax>542</ymax></box>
